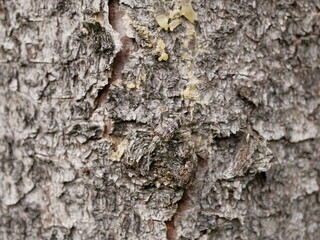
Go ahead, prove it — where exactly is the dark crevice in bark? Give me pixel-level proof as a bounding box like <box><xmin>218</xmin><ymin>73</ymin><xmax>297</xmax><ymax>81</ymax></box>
<box><xmin>93</xmin><ymin>75</ymin><xmax>112</xmax><ymax>111</ymax></box>
<box><xmin>93</xmin><ymin>0</ymin><xmax>137</xmax><ymax>112</ymax></box>
<box><xmin>165</xmin><ymin>191</ymin><xmax>190</xmax><ymax>240</ymax></box>
<box><xmin>108</xmin><ymin>0</ymin><xmax>137</xmax><ymax>84</ymax></box>
<box><xmin>165</xmin><ymin>218</ymin><xmax>177</xmax><ymax>240</ymax></box>
<box><xmin>165</xmin><ymin>155</ymin><xmax>208</xmax><ymax>239</ymax></box>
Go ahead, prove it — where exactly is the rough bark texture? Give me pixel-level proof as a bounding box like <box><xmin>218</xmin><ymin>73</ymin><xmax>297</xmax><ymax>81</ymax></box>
<box><xmin>1</xmin><ymin>0</ymin><xmax>320</xmax><ymax>239</ymax></box>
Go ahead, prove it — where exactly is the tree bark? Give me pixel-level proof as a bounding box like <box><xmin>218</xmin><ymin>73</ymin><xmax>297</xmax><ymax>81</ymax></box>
<box><xmin>1</xmin><ymin>0</ymin><xmax>319</xmax><ymax>239</ymax></box>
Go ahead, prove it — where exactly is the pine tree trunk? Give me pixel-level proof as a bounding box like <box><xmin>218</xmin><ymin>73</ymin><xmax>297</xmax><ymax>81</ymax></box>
<box><xmin>1</xmin><ymin>0</ymin><xmax>319</xmax><ymax>239</ymax></box>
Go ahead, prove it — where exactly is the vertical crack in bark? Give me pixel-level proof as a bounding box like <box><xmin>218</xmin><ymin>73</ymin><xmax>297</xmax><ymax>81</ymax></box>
<box><xmin>165</xmin><ymin>192</ymin><xmax>190</xmax><ymax>240</ymax></box>
<box><xmin>94</xmin><ymin>0</ymin><xmax>137</xmax><ymax>110</ymax></box>
<box><xmin>165</xmin><ymin>155</ymin><xmax>207</xmax><ymax>239</ymax></box>
<box><xmin>165</xmin><ymin>218</ymin><xmax>177</xmax><ymax>240</ymax></box>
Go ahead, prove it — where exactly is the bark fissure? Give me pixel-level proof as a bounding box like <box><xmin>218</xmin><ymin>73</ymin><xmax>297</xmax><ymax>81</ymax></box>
<box><xmin>1</xmin><ymin>0</ymin><xmax>320</xmax><ymax>239</ymax></box>
<box><xmin>165</xmin><ymin>192</ymin><xmax>190</xmax><ymax>240</ymax></box>
<box><xmin>94</xmin><ymin>0</ymin><xmax>136</xmax><ymax>111</ymax></box>
<box><xmin>165</xmin><ymin>155</ymin><xmax>202</xmax><ymax>240</ymax></box>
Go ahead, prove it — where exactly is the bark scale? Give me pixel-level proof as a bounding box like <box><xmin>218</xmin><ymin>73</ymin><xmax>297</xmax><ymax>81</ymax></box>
<box><xmin>0</xmin><ymin>0</ymin><xmax>319</xmax><ymax>239</ymax></box>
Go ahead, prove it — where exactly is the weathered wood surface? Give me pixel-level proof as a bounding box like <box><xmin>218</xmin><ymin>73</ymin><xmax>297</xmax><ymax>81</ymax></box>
<box><xmin>0</xmin><ymin>0</ymin><xmax>319</xmax><ymax>239</ymax></box>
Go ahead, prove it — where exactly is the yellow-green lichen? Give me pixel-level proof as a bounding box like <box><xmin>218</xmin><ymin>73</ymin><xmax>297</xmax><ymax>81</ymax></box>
<box><xmin>154</xmin><ymin>0</ymin><xmax>197</xmax><ymax>31</ymax></box>
<box><xmin>155</xmin><ymin>13</ymin><xmax>170</xmax><ymax>31</ymax></box>
<box><xmin>110</xmin><ymin>139</ymin><xmax>128</xmax><ymax>161</ymax></box>
<box><xmin>185</xmin><ymin>21</ymin><xmax>196</xmax><ymax>36</ymax></box>
<box><xmin>139</xmin><ymin>72</ymin><xmax>147</xmax><ymax>82</ymax></box>
<box><xmin>180</xmin><ymin>60</ymin><xmax>204</xmax><ymax>103</ymax></box>
<box><xmin>126</xmin><ymin>82</ymin><xmax>136</xmax><ymax>89</ymax></box>
<box><xmin>181</xmin><ymin>69</ymin><xmax>201</xmax><ymax>102</ymax></box>
<box><xmin>129</xmin><ymin>18</ymin><xmax>154</xmax><ymax>48</ymax></box>
<box><xmin>181</xmin><ymin>0</ymin><xmax>197</xmax><ymax>24</ymax></box>
<box><xmin>156</xmin><ymin>39</ymin><xmax>169</xmax><ymax>61</ymax></box>
<box><xmin>181</xmin><ymin>83</ymin><xmax>199</xmax><ymax>101</ymax></box>
<box><xmin>126</xmin><ymin>72</ymin><xmax>146</xmax><ymax>90</ymax></box>
<box><xmin>169</xmin><ymin>18</ymin><xmax>182</xmax><ymax>31</ymax></box>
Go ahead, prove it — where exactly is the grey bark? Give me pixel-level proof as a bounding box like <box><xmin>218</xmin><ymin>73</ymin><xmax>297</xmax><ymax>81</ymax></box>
<box><xmin>1</xmin><ymin>0</ymin><xmax>320</xmax><ymax>239</ymax></box>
